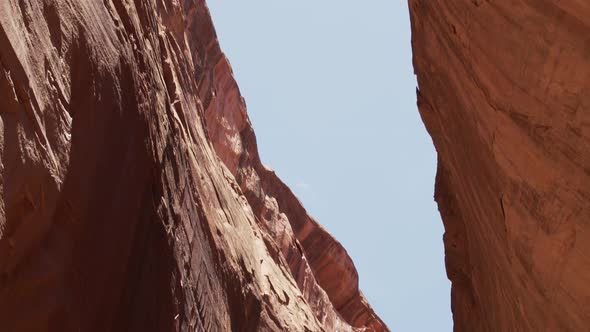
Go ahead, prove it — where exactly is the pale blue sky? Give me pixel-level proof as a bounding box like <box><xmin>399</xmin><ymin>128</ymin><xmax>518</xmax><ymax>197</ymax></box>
<box><xmin>207</xmin><ymin>2</ymin><xmax>452</xmax><ymax>331</ymax></box>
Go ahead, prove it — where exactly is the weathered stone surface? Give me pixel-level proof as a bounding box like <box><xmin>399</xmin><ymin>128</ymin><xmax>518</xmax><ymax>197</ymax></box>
<box><xmin>410</xmin><ymin>1</ymin><xmax>590</xmax><ymax>331</ymax></box>
<box><xmin>0</xmin><ymin>1</ymin><xmax>387</xmax><ymax>331</ymax></box>
<box><xmin>204</xmin><ymin>54</ymin><xmax>387</xmax><ymax>332</ymax></box>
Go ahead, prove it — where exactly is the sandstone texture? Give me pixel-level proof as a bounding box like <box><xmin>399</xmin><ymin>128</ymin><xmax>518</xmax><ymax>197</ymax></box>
<box><xmin>410</xmin><ymin>1</ymin><xmax>590</xmax><ymax>331</ymax></box>
<box><xmin>0</xmin><ymin>0</ymin><xmax>387</xmax><ymax>331</ymax></box>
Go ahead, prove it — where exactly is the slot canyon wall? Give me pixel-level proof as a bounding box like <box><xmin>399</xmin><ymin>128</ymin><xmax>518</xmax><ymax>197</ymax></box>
<box><xmin>0</xmin><ymin>0</ymin><xmax>387</xmax><ymax>331</ymax></box>
<box><xmin>410</xmin><ymin>1</ymin><xmax>590</xmax><ymax>331</ymax></box>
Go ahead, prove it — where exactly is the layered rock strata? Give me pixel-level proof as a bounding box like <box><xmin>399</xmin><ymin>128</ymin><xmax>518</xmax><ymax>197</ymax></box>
<box><xmin>0</xmin><ymin>0</ymin><xmax>387</xmax><ymax>331</ymax></box>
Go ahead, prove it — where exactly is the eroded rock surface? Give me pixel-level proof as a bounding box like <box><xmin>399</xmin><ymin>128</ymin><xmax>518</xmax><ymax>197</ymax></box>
<box><xmin>0</xmin><ymin>0</ymin><xmax>387</xmax><ymax>331</ymax></box>
<box><xmin>410</xmin><ymin>1</ymin><xmax>590</xmax><ymax>331</ymax></box>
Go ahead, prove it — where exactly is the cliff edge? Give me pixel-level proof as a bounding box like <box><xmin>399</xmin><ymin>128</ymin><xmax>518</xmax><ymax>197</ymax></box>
<box><xmin>410</xmin><ymin>1</ymin><xmax>590</xmax><ymax>331</ymax></box>
<box><xmin>0</xmin><ymin>0</ymin><xmax>387</xmax><ymax>331</ymax></box>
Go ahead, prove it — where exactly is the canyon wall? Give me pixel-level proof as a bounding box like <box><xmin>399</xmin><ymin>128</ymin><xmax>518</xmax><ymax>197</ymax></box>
<box><xmin>0</xmin><ymin>0</ymin><xmax>386</xmax><ymax>331</ymax></box>
<box><xmin>410</xmin><ymin>1</ymin><xmax>590</xmax><ymax>331</ymax></box>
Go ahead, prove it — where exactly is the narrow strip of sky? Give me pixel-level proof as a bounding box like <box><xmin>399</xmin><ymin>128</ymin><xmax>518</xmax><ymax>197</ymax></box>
<box><xmin>208</xmin><ymin>1</ymin><xmax>452</xmax><ymax>330</ymax></box>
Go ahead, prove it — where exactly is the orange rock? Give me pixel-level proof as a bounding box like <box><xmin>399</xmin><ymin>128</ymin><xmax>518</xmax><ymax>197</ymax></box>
<box><xmin>0</xmin><ymin>0</ymin><xmax>387</xmax><ymax>331</ymax></box>
<box><xmin>410</xmin><ymin>1</ymin><xmax>590</xmax><ymax>330</ymax></box>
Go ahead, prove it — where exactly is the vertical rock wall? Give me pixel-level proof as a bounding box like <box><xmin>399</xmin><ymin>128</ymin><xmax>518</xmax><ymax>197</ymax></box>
<box><xmin>0</xmin><ymin>0</ymin><xmax>387</xmax><ymax>331</ymax></box>
<box><xmin>410</xmin><ymin>1</ymin><xmax>590</xmax><ymax>331</ymax></box>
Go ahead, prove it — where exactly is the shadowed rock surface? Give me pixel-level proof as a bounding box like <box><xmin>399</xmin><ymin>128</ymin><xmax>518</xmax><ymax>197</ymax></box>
<box><xmin>0</xmin><ymin>0</ymin><xmax>387</xmax><ymax>331</ymax></box>
<box><xmin>410</xmin><ymin>1</ymin><xmax>590</xmax><ymax>331</ymax></box>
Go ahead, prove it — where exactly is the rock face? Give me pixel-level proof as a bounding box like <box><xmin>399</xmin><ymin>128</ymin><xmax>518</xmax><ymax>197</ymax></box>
<box><xmin>410</xmin><ymin>1</ymin><xmax>590</xmax><ymax>331</ymax></box>
<box><xmin>0</xmin><ymin>1</ymin><xmax>387</xmax><ymax>331</ymax></box>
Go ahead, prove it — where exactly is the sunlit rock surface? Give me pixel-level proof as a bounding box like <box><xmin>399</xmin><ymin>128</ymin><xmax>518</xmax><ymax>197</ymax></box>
<box><xmin>0</xmin><ymin>0</ymin><xmax>387</xmax><ymax>331</ymax></box>
<box><xmin>410</xmin><ymin>1</ymin><xmax>590</xmax><ymax>331</ymax></box>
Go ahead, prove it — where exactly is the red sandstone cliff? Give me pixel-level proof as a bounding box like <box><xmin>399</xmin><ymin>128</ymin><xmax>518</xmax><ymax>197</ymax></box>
<box><xmin>0</xmin><ymin>0</ymin><xmax>387</xmax><ymax>331</ymax></box>
<box><xmin>410</xmin><ymin>1</ymin><xmax>590</xmax><ymax>331</ymax></box>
